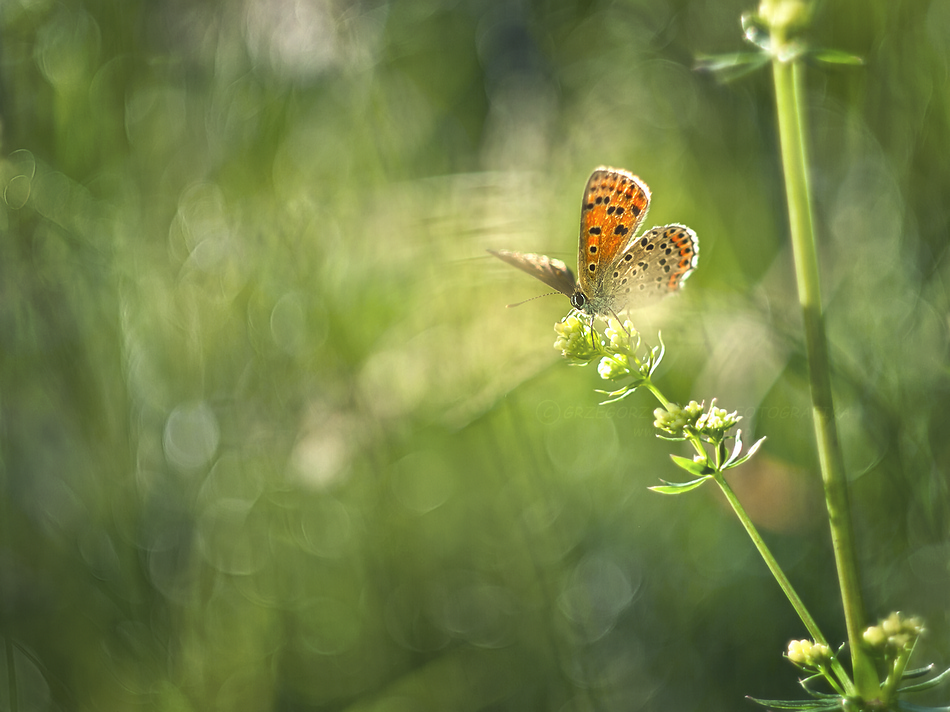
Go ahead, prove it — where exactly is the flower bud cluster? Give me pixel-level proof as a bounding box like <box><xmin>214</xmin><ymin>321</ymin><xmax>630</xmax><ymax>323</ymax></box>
<box><xmin>654</xmin><ymin>401</ymin><xmax>704</xmax><ymax>435</ymax></box>
<box><xmin>786</xmin><ymin>639</ymin><xmax>832</xmax><ymax>668</ymax></box>
<box><xmin>655</xmin><ymin>400</ymin><xmax>742</xmax><ymax>439</ymax></box>
<box><xmin>863</xmin><ymin>612</ymin><xmax>925</xmax><ymax>653</ymax></box>
<box><xmin>757</xmin><ymin>0</ymin><xmax>811</xmax><ymax>35</ymax></box>
<box><xmin>696</xmin><ymin>404</ymin><xmax>741</xmax><ymax>438</ymax></box>
<box><xmin>553</xmin><ymin>315</ymin><xmax>598</xmax><ymax>362</ymax></box>
<box><xmin>597</xmin><ymin>353</ymin><xmax>631</xmax><ymax>381</ymax></box>
<box><xmin>604</xmin><ymin>319</ymin><xmax>637</xmax><ymax>351</ymax></box>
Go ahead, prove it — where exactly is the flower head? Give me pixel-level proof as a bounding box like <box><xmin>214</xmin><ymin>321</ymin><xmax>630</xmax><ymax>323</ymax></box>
<box><xmin>604</xmin><ymin>318</ymin><xmax>637</xmax><ymax>351</ymax></box>
<box><xmin>598</xmin><ymin>353</ymin><xmax>631</xmax><ymax>381</ymax></box>
<box><xmin>863</xmin><ymin>612</ymin><xmax>925</xmax><ymax>654</ymax></box>
<box><xmin>553</xmin><ymin>315</ymin><xmax>599</xmax><ymax>362</ymax></box>
<box><xmin>654</xmin><ymin>400</ymin><xmax>704</xmax><ymax>436</ymax></box>
<box><xmin>654</xmin><ymin>404</ymin><xmax>687</xmax><ymax>434</ymax></box>
<box><xmin>694</xmin><ymin>401</ymin><xmax>741</xmax><ymax>438</ymax></box>
<box><xmin>786</xmin><ymin>639</ymin><xmax>832</xmax><ymax>668</ymax></box>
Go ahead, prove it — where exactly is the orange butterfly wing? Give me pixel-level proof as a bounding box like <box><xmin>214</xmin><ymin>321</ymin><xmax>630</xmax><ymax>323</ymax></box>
<box><xmin>576</xmin><ymin>167</ymin><xmax>651</xmax><ymax>303</ymax></box>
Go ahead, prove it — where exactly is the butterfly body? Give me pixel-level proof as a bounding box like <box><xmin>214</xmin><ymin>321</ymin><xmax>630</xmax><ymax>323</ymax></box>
<box><xmin>490</xmin><ymin>167</ymin><xmax>698</xmax><ymax>319</ymax></box>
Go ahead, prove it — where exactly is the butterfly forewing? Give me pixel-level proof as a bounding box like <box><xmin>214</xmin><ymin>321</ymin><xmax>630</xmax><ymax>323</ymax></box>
<box><xmin>577</xmin><ymin>168</ymin><xmax>651</xmax><ymax>304</ymax></box>
<box><xmin>487</xmin><ymin>249</ymin><xmax>578</xmax><ymax>297</ymax></box>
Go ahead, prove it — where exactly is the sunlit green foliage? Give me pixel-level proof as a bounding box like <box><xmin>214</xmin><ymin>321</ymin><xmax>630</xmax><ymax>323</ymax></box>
<box><xmin>0</xmin><ymin>1</ymin><xmax>948</xmax><ymax>710</ymax></box>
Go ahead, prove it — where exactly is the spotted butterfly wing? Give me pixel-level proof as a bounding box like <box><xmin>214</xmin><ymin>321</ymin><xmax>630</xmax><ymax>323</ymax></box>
<box><xmin>604</xmin><ymin>224</ymin><xmax>699</xmax><ymax>312</ymax></box>
<box><xmin>574</xmin><ymin>168</ymin><xmax>652</xmax><ymax>315</ymax></box>
<box><xmin>489</xmin><ymin>167</ymin><xmax>698</xmax><ymax>318</ymax></box>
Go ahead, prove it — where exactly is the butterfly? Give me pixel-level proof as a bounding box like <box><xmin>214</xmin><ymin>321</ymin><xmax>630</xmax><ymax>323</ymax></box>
<box><xmin>489</xmin><ymin>167</ymin><xmax>698</xmax><ymax>321</ymax></box>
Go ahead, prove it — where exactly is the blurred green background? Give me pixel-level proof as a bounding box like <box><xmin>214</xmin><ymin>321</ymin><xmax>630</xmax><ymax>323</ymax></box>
<box><xmin>1</xmin><ymin>0</ymin><xmax>948</xmax><ymax>710</ymax></box>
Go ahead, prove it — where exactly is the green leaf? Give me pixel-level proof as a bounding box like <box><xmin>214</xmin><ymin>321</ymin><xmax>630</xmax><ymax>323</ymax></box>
<box><xmin>695</xmin><ymin>51</ymin><xmax>770</xmax><ymax>82</ymax></box>
<box><xmin>694</xmin><ymin>53</ymin><xmax>748</xmax><ymax>70</ymax></box>
<box><xmin>649</xmin><ymin>474</ymin><xmax>712</xmax><ymax>494</ymax></box>
<box><xmin>650</xmin><ymin>332</ymin><xmax>666</xmax><ymax>376</ymax></box>
<box><xmin>597</xmin><ymin>386</ymin><xmax>637</xmax><ymax>405</ymax></box>
<box><xmin>725</xmin><ymin>435</ymin><xmax>767</xmax><ymax>469</ymax></box>
<box><xmin>727</xmin><ymin>429</ymin><xmax>744</xmax><ymax>463</ymax></box>
<box><xmin>810</xmin><ymin>49</ymin><xmax>863</xmax><ymax>66</ymax></box>
<box><xmin>746</xmin><ymin>697</ymin><xmax>843</xmax><ymax>711</ymax></box>
<box><xmin>794</xmin><ymin>671</ymin><xmax>826</xmax><ymax>687</ymax></box>
<box><xmin>901</xmin><ymin>665</ymin><xmax>936</xmax><ymax>680</ymax></box>
<box><xmin>798</xmin><ymin>683</ymin><xmax>839</xmax><ymax>699</ymax></box>
<box><xmin>670</xmin><ymin>454</ymin><xmax>710</xmax><ymax>476</ymax></box>
<box><xmin>899</xmin><ymin>665</ymin><xmax>950</xmax><ymax>694</ymax></box>
<box><xmin>896</xmin><ymin>704</ymin><xmax>950</xmax><ymax>712</ymax></box>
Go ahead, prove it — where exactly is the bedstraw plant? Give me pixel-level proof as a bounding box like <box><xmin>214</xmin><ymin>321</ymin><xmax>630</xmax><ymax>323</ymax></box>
<box><xmin>548</xmin><ymin>2</ymin><xmax>949</xmax><ymax>710</ymax></box>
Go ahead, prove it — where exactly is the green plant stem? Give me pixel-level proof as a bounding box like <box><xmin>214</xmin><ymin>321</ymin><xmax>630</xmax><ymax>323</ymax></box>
<box><xmin>643</xmin><ymin>379</ymin><xmax>854</xmax><ymax>691</ymax></box>
<box><xmin>5</xmin><ymin>636</ymin><xmax>16</xmax><ymax>712</ymax></box>
<box><xmin>771</xmin><ymin>53</ymin><xmax>879</xmax><ymax>699</ymax></box>
<box><xmin>645</xmin><ymin>382</ymin><xmax>672</xmax><ymax>410</ymax></box>
<box><xmin>881</xmin><ymin>640</ymin><xmax>915</xmax><ymax>702</ymax></box>
<box><xmin>712</xmin><ymin>469</ymin><xmax>856</xmax><ymax>695</ymax></box>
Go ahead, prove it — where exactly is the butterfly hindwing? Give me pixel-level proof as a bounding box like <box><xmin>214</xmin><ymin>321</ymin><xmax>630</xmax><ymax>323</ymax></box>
<box><xmin>606</xmin><ymin>224</ymin><xmax>699</xmax><ymax>311</ymax></box>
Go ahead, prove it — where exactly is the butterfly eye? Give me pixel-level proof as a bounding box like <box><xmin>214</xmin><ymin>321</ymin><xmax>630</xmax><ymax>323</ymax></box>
<box><xmin>570</xmin><ymin>293</ymin><xmax>587</xmax><ymax>310</ymax></box>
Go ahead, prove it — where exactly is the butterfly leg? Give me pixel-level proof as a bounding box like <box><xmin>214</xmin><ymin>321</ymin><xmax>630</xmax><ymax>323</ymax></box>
<box><xmin>608</xmin><ymin>308</ymin><xmax>633</xmax><ymax>338</ymax></box>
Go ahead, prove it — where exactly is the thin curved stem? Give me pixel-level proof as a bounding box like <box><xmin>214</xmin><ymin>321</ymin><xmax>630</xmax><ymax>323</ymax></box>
<box><xmin>713</xmin><ymin>472</ymin><xmax>856</xmax><ymax>695</ymax></box>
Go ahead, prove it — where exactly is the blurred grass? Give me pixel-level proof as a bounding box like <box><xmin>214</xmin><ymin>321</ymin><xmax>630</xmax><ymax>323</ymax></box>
<box><xmin>0</xmin><ymin>0</ymin><xmax>948</xmax><ymax>710</ymax></box>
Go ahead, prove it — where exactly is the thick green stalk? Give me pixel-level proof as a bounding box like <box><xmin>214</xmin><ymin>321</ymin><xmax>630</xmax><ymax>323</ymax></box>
<box><xmin>771</xmin><ymin>55</ymin><xmax>879</xmax><ymax>698</ymax></box>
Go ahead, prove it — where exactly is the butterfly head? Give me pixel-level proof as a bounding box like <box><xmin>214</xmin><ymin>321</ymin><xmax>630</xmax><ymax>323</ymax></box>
<box><xmin>569</xmin><ymin>291</ymin><xmax>589</xmax><ymax>313</ymax></box>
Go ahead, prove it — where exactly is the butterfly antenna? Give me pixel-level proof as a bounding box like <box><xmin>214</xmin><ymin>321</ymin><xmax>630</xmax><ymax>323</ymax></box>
<box><xmin>505</xmin><ymin>291</ymin><xmax>561</xmax><ymax>308</ymax></box>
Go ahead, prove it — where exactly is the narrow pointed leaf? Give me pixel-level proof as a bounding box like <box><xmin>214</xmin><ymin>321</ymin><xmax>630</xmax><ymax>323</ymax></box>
<box><xmin>726</xmin><ymin>435</ymin><xmax>767</xmax><ymax>469</ymax></box>
<box><xmin>796</xmin><ymin>683</ymin><xmax>840</xmax><ymax>700</ymax></box>
<box><xmin>746</xmin><ymin>697</ymin><xmax>843</xmax><ymax>711</ymax></box>
<box><xmin>722</xmin><ymin>430</ymin><xmax>742</xmax><ymax>470</ymax></box>
<box><xmin>725</xmin><ymin>428</ymin><xmax>744</xmax><ymax>467</ymax></box>
<box><xmin>649</xmin><ymin>475</ymin><xmax>711</xmax><ymax>494</ymax></box>
<box><xmin>897</xmin><ymin>704</ymin><xmax>950</xmax><ymax>712</ymax></box>
<box><xmin>899</xmin><ymin>665</ymin><xmax>950</xmax><ymax>693</ymax></box>
<box><xmin>651</xmin><ymin>333</ymin><xmax>666</xmax><ymax>375</ymax></box>
<box><xmin>796</xmin><ymin>672</ymin><xmax>830</xmax><ymax>689</ymax></box>
<box><xmin>697</xmin><ymin>52</ymin><xmax>770</xmax><ymax>83</ymax></box>
<box><xmin>696</xmin><ymin>51</ymin><xmax>764</xmax><ymax>71</ymax></box>
<box><xmin>810</xmin><ymin>49</ymin><xmax>863</xmax><ymax>66</ymax></box>
<box><xmin>670</xmin><ymin>454</ymin><xmax>709</xmax><ymax>476</ymax></box>
<box><xmin>745</xmin><ymin>435</ymin><xmax>766</xmax><ymax>457</ymax></box>
<box><xmin>598</xmin><ymin>388</ymin><xmax>637</xmax><ymax>405</ymax></box>
<box><xmin>901</xmin><ymin>664</ymin><xmax>936</xmax><ymax>680</ymax></box>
